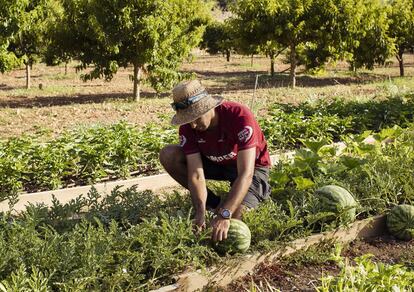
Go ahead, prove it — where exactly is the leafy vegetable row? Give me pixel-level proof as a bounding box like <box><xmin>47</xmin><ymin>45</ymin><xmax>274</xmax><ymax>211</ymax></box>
<box><xmin>1</xmin><ymin>94</ymin><xmax>413</xmax><ymax>202</ymax></box>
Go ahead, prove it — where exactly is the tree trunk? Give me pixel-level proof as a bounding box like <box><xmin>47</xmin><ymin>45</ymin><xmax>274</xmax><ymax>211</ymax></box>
<box><xmin>397</xmin><ymin>50</ymin><xmax>404</xmax><ymax>77</ymax></box>
<box><xmin>251</xmin><ymin>54</ymin><xmax>254</xmax><ymax>67</ymax></box>
<box><xmin>270</xmin><ymin>53</ymin><xmax>275</xmax><ymax>77</ymax></box>
<box><xmin>133</xmin><ymin>63</ymin><xmax>141</xmax><ymax>101</ymax></box>
<box><xmin>289</xmin><ymin>44</ymin><xmax>296</xmax><ymax>88</ymax></box>
<box><xmin>349</xmin><ymin>62</ymin><xmax>356</xmax><ymax>72</ymax></box>
<box><xmin>226</xmin><ymin>50</ymin><xmax>230</xmax><ymax>62</ymax></box>
<box><xmin>25</xmin><ymin>63</ymin><xmax>31</xmax><ymax>89</ymax></box>
<box><xmin>65</xmin><ymin>62</ymin><xmax>68</xmax><ymax>75</ymax></box>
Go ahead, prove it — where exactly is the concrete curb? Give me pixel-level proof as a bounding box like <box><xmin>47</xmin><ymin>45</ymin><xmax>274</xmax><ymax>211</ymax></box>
<box><xmin>0</xmin><ymin>152</ymin><xmax>295</xmax><ymax>213</ymax></box>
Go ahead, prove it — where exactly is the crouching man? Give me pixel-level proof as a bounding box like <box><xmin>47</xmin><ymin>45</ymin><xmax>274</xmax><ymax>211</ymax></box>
<box><xmin>159</xmin><ymin>80</ymin><xmax>271</xmax><ymax>241</ymax></box>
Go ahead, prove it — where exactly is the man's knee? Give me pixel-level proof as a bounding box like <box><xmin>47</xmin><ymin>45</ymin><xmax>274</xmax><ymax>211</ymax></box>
<box><xmin>159</xmin><ymin>145</ymin><xmax>185</xmax><ymax>169</ymax></box>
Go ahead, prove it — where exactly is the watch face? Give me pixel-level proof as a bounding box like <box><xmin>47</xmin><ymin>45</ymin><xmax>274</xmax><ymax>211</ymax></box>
<box><xmin>221</xmin><ymin>209</ymin><xmax>231</xmax><ymax>219</ymax></box>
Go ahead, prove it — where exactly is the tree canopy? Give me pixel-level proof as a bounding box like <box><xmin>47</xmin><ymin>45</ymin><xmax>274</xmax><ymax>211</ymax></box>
<box><xmin>56</xmin><ymin>0</ymin><xmax>211</xmax><ymax>100</ymax></box>
<box><xmin>388</xmin><ymin>0</ymin><xmax>414</xmax><ymax>76</ymax></box>
<box><xmin>0</xmin><ymin>0</ymin><xmax>61</xmax><ymax>88</ymax></box>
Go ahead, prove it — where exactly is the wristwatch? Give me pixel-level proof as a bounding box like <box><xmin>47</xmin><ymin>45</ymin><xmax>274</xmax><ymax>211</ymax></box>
<box><xmin>218</xmin><ymin>208</ymin><xmax>232</xmax><ymax>219</ymax></box>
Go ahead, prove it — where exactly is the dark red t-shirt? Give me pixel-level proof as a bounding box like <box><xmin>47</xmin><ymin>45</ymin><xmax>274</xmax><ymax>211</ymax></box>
<box><xmin>179</xmin><ymin>101</ymin><xmax>271</xmax><ymax>168</ymax></box>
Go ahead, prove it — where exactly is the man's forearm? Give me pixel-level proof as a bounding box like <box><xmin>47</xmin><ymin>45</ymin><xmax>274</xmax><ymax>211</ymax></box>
<box><xmin>188</xmin><ymin>176</ymin><xmax>208</xmax><ymax>215</ymax></box>
<box><xmin>221</xmin><ymin>174</ymin><xmax>253</xmax><ymax>213</ymax></box>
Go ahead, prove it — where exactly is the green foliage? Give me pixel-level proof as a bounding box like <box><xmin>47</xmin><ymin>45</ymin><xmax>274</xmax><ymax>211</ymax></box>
<box><xmin>227</xmin><ymin>0</ymin><xmax>286</xmax><ymax>74</ymax></box>
<box><xmin>270</xmin><ymin>124</ymin><xmax>414</xmax><ymax>225</ymax></box>
<box><xmin>260</xmin><ymin>94</ymin><xmax>414</xmax><ymax>151</ymax></box>
<box><xmin>243</xmin><ymin>200</ymin><xmax>308</xmax><ymax>248</ymax></box>
<box><xmin>0</xmin><ymin>0</ymin><xmax>61</xmax><ymax>72</ymax></box>
<box><xmin>200</xmin><ymin>21</ymin><xmax>234</xmax><ymax>60</ymax></box>
<box><xmin>346</xmin><ymin>0</ymin><xmax>395</xmax><ymax>70</ymax></box>
<box><xmin>2</xmin><ymin>93</ymin><xmax>414</xmax><ymax>204</ymax></box>
<box><xmin>317</xmin><ymin>254</ymin><xmax>414</xmax><ymax>291</ymax></box>
<box><xmin>388</xmin><ymin>0</ymin><xmax>414</xmax><ymax>51</ymax></box>
<box><xmin>0</xmin><ymin>188</ymin><xmax>216</xmax><ymax>290</ymax></box>
<box><xmin>296</xmin><ymin>0</ymin><xmax>362</xmax><ymax>70</ymax></box>
<box><xmin>2</xmin><ymin>120</ymin><xmax>414</xmax><ymax>288</ymax></box>
<box><xmin>388</xmin><ymin>0</ymin><xmax>414</xmax><ymax>75</ymax></box>
<box><xmin>0</xmin><ymin>121</ymin><xmax>176</xmax><ymax>203</ymax></box>
<box><xmin>229</xmin><ymin>0</ymin><xmax>367</xmax><ymax>83</ymax></box>
<box><xmin>260</xmin><ymin>104</ymin><xmax>352</xmax><ymax>151</ymax></box>
<box><xmin>58</xmin><ymin>0</ymin><xmax>211</xmax><ymax>95</ymax></box>
<box><xmin>0</xmin><ymin>0</ymin><xmax>27</xmax><ymax>72</ymax></box>
<box><xmin>282</xmin><ymin>241</ymin><xmax>341</xmax><ymax>266</ymax></box>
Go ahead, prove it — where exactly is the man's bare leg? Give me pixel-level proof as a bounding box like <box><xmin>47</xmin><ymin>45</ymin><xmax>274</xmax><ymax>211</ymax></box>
<box><xmin>159</xmin><ymin>145</ymin><xmax>189</xmax><ymax>188</ymax></box>
<box><xmin>160</xmin><ymin>145</ymin><xmax>252</xmax><ymax>218</ymax></box>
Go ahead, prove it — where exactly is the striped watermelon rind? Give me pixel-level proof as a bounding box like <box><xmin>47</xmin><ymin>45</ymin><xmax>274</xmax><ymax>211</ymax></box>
<box><xmin>213</xmin><ymin>219</ymin><xmax>251</xmax><ymax>255</ymax></box>
<box><xmin>386</xmin><ymin>204</ymin><xmax>414</xmax><ymax>241</ymax></box>
<box><xmin>315</xmin><ymin>185</ymin><xmax>357</xmax><ymax>224</ymax></box>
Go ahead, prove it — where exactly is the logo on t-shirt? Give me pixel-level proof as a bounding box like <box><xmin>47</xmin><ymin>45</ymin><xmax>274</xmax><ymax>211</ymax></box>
<box><xmin>238</xmin><ymin>126</ymin><xmax>253</xmax><ymax>143</ymax></box>
<box><xmin>206</xmin><ymin>152</ymin><xmax>237</xmax><ymax>162</ymax></box>
<box><xmin>179</xmin><ymin>135</ymin><xmax>187</xmax><ymax>147</ymax></box>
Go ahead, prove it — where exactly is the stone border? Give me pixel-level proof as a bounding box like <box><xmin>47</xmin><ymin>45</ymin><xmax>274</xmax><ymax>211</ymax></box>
<box><xmin>0</xmin><ymin>152</ymin><xmax>295</xmax><ymax>213</ymax></box>
<box><xmin>151</xmin><ymin>215</ymin><xmax>386</xmax><ymax>292</ymax></box>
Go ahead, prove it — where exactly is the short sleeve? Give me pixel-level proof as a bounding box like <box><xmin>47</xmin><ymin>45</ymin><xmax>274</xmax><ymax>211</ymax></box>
<box><xmin>234</xmin><ymin>114</ymin><xmax>258</xmax><ymax>150</ymax></box>
<box><xmin>179</xmin><ymin>125</ymin><xmax>199</xmax><ymax>155</ymax></box>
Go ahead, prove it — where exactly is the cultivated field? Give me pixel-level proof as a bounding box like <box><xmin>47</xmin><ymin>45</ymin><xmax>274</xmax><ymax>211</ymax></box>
<box><xmin>1</xmin><ymin>52</ymin><xmax>413</xmax><ymax>139</ymax></box>
<box><xmin>1</xmin><ymin>52</ymin><xmax>414</xmax><ymax>291</ymax></box>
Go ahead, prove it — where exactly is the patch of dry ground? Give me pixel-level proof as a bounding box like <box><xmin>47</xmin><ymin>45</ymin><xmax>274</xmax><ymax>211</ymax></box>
<box><xmin>225</xmin><ymin>236</ymin><xmax>413</xmax><ymax>291</ymax></box>
<box><xmin>1</xmin><ymin>52</ymin><xmax>414</xmax><ymax>139</ymax></box>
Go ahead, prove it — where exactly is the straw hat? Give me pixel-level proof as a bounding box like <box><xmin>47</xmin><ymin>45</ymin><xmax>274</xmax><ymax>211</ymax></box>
<box><xmin>170</xmin><ymin>79</ymin><xmax>223</xmax><ymax>126</ymax></box>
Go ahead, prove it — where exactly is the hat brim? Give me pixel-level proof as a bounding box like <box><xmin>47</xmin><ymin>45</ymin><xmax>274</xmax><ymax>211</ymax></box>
<box><xmin>171</xmin><ymin>95</ymin><xmax>224</xmax><ymax>126</ymax></box>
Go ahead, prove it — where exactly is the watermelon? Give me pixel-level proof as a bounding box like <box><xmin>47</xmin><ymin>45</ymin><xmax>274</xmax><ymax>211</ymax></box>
<box><xmin>213</xmin><ymin>219</ymin><xmax>251</xmax><ymax>255</ymax></box>
<box><xmin>315</xmin><ymin>185</ymin><xmax>357</xmax><ymax>224</ymax></box>
<box><xmin>386</xmin><ymin>204</ymin><xmax>414</xmax><ymax>241</ymax></box>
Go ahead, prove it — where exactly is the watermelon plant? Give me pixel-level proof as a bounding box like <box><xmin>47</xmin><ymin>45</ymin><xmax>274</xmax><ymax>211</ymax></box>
<box><xmin>1</xmin><ymin>123</ymin><xmax>414</xmax><ymax>289</ymax></box>
<box><xmin>213</xmin><ymin>219</ymin><xmax>251</xmax><ymax>255</ymax></box>
<box><xmin>317</xmin><ymin>254</ymin><xmax>414</xmax><ymax>291</ymax></box>
<box><xmin>386</xmin><ymin>204</ymin><xmax>414</xmax><ymax>241</ymax></box>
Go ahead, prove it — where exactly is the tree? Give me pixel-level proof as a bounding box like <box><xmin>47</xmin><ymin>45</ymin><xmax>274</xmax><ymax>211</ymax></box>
<box><xmin>59</xmin><ymin>0</ymin><xmax>210</xmax><ymax>101</ymax></box>
<box><xmin>388</xmin><ymin>0</ymin><xmax>414</xmax><ymax>76</ymax></box>
<box><xmin>228</xmin><ymin>0</ymin><xmax>286</xmax><ymax>77</ymax></box>
<box><xmin>345</xmin><ymin>0</ymin><xmax>395</xmax><ymax>71</ymax></box>
<box><xmin>201</xmin><ymin>21</ymin><xmax>234</xmax><ymax>61</ymax></box>
<box><xmin>230</xmin><ymin>0</ymin><xmax>356</xmax><ymax>87</ymax></box>
<box><xmin>0</xmin><ymin>0</ymin><xmax>60</xmax><ymax>89</ymax></box>
<box><xmin>295</xmin><ymin>0</ymin><xmax>361</xmax><ymax>71</ymax></box>
<box><xmin>0</xmin><ymin>0</ymin><xmax>28</xmax><ymax>73</ymax></box>
<box><xmin>43</xmin><ymin>2</ymin><xmax>73</xmax><ymax>75</ymax></box>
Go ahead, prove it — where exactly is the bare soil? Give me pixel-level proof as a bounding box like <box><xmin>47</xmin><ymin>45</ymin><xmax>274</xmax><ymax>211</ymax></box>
<box><xmin>225</xmin><ymin>236</ymin><xmax>414</xmax><ymax>292</ymax></box>
<box><xmin>1</xmin><ymin>52</ymin><xmax>414</xmax><ymax>139</ymax></box>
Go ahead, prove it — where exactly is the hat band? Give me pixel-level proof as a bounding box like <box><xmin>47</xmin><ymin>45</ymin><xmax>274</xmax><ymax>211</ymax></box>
<box><xmin>171</xmin><ymin>90</ymin><xmax>208</xmax><ymax>111</ymax></box>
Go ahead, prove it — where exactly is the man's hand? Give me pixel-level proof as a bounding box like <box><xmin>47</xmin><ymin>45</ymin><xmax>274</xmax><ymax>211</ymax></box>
<box><xmin>192</xmin><ymin>214</ymin><xmax>206</xmax><ymax>235</ymax></box>
<box><xmin>211</xmin><ymin>216</ymin><xmax>230</xmax><ymax>241</ymax></box>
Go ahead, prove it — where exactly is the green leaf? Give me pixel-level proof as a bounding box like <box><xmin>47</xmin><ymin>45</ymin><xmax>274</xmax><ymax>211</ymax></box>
<box><xmin>340</xmin><ymin>156</ymin><xmax>365</xmax><ymax>169</ymax></box>
<box><xmin>270</xmin><ymin>172</ymin><xmax>290</xmax><ymax>188</ymax></box>
<box><xmin>300</xmin><ymin>138</ymin><xmax>329</xmax><ymax>154</ymax></box>
<box><xmin>293</xmin><ymin>176</ymin><xmax>315</xmax><ymax>190</ymax></box>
